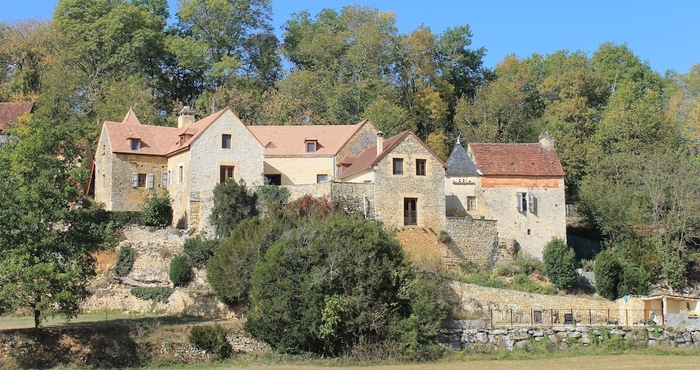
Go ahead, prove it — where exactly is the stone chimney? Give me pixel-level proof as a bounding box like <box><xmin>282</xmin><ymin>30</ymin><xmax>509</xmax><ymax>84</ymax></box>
<box><xmin>538</xmin><ymin>130</ymin><xmax>554</xmax><ymax>149</ymax></box>
<box><xmin>376</xmin><ymin>131</ymin><xmax>384</xmax><ymax>155</ymax></box>
<box><xmin>178</xmin><ymin>106</ymin><xmax>195</xmax><ymax>129</ymax></box>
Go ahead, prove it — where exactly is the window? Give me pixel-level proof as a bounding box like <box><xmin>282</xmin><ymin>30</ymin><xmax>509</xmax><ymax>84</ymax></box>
<box><xmin>404</xmin><ymin>198</ymin><xmax>417</xmax><ymax>225</ymax></box>
<box><xmin>466</xmin><ymin>196</ymin><xmax>476</xmax><ymax>212</ymax></box>
<box><xmin>220</xmin><ymin>165</ymin><xmax>235</xmax><ymax>183</ymax></box>
<box><xmin>138</xmin><ymin>173</ymin><xmax>147</xmax><ymax>187</ymax></box>
<box><xmin>528</xmin><ymin>193</ymin><xmax>537</xmax><ymax>213</ymax></box>
<box><xmin>416</xmin><ymin>159</ymin><xmax>426</xmax><ymax>176</ymax></box>
<box><xmin>130</xmin><ymin>139</ymin><xmax>139</xmax><ymax>151</ymax></box>
<box><xmin>161</xmin><ymin>171</ymin><xmax>168</xmax><ymax>188</ymax></box>
<box><xmin>306</xmin><ymin>141</ymin><xmax>316</xmax><ymax>153</ymax></box>
<box><xmin>392</xmin><ymin>158</ymin><xmax>404</xmax><ymax>175</ymax></box>
<box><xmin>222</xmin><ymin>134</ymin><xmax>231</xmax><ymax>149</ymax></box>
<box><xmin>517</xmin><ymin>192</ymin><xmax>527</xmax><ymax>212</ymax></box>
<box><xmin>317</xmin><ymin>174</ymin><xmax>328</xmax><ymax>183</ymax></box>
<box><xmin>178</xmin><ymin>165</ymin><xmax>184</xmax><ymax>183</ymax></box>
<box><xmin>265</xmin><ymin>174</ymin><xmax>281</xmax><ymax>185</ymax></box>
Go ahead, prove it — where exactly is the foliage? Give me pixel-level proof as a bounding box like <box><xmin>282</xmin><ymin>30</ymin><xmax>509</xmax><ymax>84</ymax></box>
<box><xmin>114</xmin><ymin>245</ymin><xmax>136</xmax><ymax>277</ymax></box>
<box><xmin>594</xmin><ymin>249</ymin><xmax>622</xmax><ymax>300</ymax></box>
<box><xmin>207</xmin><ymin>217</ymin><xmax>283</xmax><ymax>305</ymax></box>
<box><xmin>542</xmin><ymin>238</ymin><xmax>578</xmax><ymax>290</ymax></box>
<box><xmin>281</xmin><ymin>194</ymin><xmax>344</xmax><ymax>219</ymax></box>
<box><xmin>245</xmin><ymin>214</ymin><xmax>446</xmax><ymax>358</ymax></box>
<box><xmin>140</xmin><ymin>190</ymin><xmax>173</xmax><ymax>228</ymax></box>
<box><xmin>188</xmin><ymin>324</ymin><xmax>231</xmax><ymax>360</ymax></box>
<box><xmin>617</xmin><ymin>262</ymin><xmax>651</xmax><ymax>297</ymax></box>
<box><xmin>0</xmin><ymin>113</ymin><xmax>106</xmax><ymax>328</ymax></box>
<box><xmin>107</xmin><ymin>211</ymin><xmax>143</xmax><ymax>227</ymax></box>
<box><xmin>210</xmin><ymin>179</ymin><xmax>258</xmax><ymax>238</ymax></box>
<box><xmin>183</xmin><ymin>235</ymin><xmax>219</xmax><ymax>268</ymax></box>
<box><xmin>169</xmin><ymin>255</ymin><xmax>193</xmax><ymax>287</ymax></box>
<box><xmin>130</xmin><ymin>287</ymin><xmax>174</xmax><ymax>303</ymax></box>
<box><xmin>255</xmin><ymin>182</ymin><xmax>290</xmax><ymax>215</ymax></box>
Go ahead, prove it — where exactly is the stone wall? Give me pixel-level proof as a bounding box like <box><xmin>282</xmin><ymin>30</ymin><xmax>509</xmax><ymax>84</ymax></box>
<box><xmin>264</xmin><ymin>156</ymin><xmax>335</xmax><ymax>185</ymax></box>
<box><xmin>331</xmin><ymin>181</ymin><xmax>375</xmax><ymax>218</ymax></box>
<box><xmin>285</xmin><ymin>182</ymin><xmax>332</xmax><ymax>201</ymax></box>
<box><xmin>444</xmin><ymin>217</ymin><xmax>501</xmax><ymax>269</ymax></box>
<box><xmin>110</xmin><ymin>153</ymin><xmax>168</xmax><ymax>211</ymax></box>
<box><xmin>336</xmin><ymin>121</ymin><xmax>378</xmax><ymax>161</ymax></box>
<box><xmin>438</xmin><ymin>321</ymin><xmax>700</xmax><ymax>351</ymax></box>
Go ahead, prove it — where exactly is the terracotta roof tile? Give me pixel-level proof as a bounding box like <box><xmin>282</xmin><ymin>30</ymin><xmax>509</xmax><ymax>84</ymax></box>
<box><xmin>121</xmin><ymin>109</ymin><xmax>141</xmax><ymax>125</ymax></box>
<box><xmin>248</xmin><ymin>121</ymin><xmax>367</xmax><ymax>156</ymax></box>
<box><xmin>0</xmin><ymin>102</ymin><xmax>34</xmax><ymax>131</ymax></box>
<box><xmin>468</xmin><ymin>143</ymin><xmax>564</xmax><ymax>177</ymax></box>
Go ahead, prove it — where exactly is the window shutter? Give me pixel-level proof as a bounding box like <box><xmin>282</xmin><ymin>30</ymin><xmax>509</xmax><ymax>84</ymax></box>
<box><xmin>131</xmin><ymin>173</ymin><xmax>138</xmax><ymax>188</ymax></box>
<box><xmin>517</xmin><ymin>192</ymin><xmax>526</xmax><ymax>212</ymax></box>
<box><xmin>161</xmin><ymin>171</ymin><xmax>168</xmax><ymax>188</ymax></box>
<box><xmin>528</xmin><ymin>194</ymin><xmax>537</xmax><ymax>213</ymax></box>
<box><xmin>168</xmin><ymin>170</ymin><xmax>173</xmax><ymax>186</ymax></box>
<box><xmin>147</xmin><ymin>173</ymin><xmax>154</xmax><ymax>188</ymax></box>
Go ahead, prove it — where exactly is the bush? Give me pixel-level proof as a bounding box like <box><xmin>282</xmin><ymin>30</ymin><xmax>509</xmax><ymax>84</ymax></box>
<box><xmin>618</xmin><ymin>262</ymin><xmax>651</xmax><ymax>297</ymax></box>
<box><xmin>245</xmin><ymin>214</ymin><xmax>445</xmax><ymax>358</ymax></box>
<box><xmin>209</xmin><ymin>179</ymin><xmax>257</xmax><ymax>238</ymax></box>
<box><xmin>255</xmin><ymin>183</ymin><xmax>290</xmax><ymax>215</ymax></box>
<box><xmin>130</xmin><ymin>287</ymin><xmax>174</xmax><ymax>303</ymax></box>
<box><xmin>542</xmin><ymin>238</ymin><xmax>578</xmax><ymax>290</ymax></box>
<box><xmin>207</xmin><ymin>217</ymin><xmax>283</xmax><ymax>305</ymax></box>
<box><xmin>169</xmin><ymin>255</ymin><xmax>193</xmax><ymax>287</ymax></box>
<box><xmin>141</xmin><ymin>191</ymin><xmax>173</xmax><ymax>227</ymax></box>
<box><xmin>594</xmin><ymin>249</ymin><xmax>622</xmax><ymax>300</ymax></box>
<box><xmin>114</xmin><ymin>245</ymin><xmax>135</xmax><ymax>277</ymax></box>
<box><xmin>108</xmin><ymin>211</ymin><xmax>142</xmax><ymax>227</ymax></box>
<box><xmin>188</xmin><ymin>324</ymin><xmax>231</xmax><ymax>360</ymax></box>
<box><xmin>183</xmin><ymin>236</ymin><xmax>219</xmax><ymax>268</ymax></box>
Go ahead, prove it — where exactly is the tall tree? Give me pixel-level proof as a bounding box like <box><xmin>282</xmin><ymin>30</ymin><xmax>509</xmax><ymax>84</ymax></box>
<box><xmin>0</xmin><ymin>19</ymin><xmax>53</xmax><ymax>101</ymax></box>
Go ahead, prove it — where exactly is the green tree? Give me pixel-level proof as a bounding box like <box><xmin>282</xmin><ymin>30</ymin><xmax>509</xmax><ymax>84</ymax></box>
<box><xmin>594</xmin><ymin>249</ymin><xmax>622</xmax><ymax>300</ymax></box>
<box><xmin>542</xmin><ymin>238</ymin><xmax>578</xmax><ymax>290</ymax></box>
<box><xmin>169</xmin><ymin>255</ymin><xmax>194</xmax><ymax>287</ymax></box>
<box><xmin>0</xmin><ymin>114</ymin><xmax>104</xmax><ymax>328</ymax></box>
<box><xmin>209</xmin><ymin>178</ymin><xmax>257</xmax><ymax>238</ymax></box>
<box><xmin>141</xmin><ymin>190</ymin><xmax>173</xmax><ymax>227</ymax></box>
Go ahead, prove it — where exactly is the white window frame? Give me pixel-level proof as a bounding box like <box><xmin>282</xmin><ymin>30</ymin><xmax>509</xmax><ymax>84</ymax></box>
<box><xmin>517</xmin><ymin>192</ymin><xmax>527</xmax><ymax>212</ymax></box>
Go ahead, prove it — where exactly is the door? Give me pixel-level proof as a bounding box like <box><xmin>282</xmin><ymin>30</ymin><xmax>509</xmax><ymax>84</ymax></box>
<box><xmin>404</xmin><ymin>198</ymin><xmax>417</xmax><ymax>226</ymax></box>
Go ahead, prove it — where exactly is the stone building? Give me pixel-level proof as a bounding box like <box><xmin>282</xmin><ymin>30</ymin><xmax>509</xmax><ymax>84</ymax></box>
<box><xmin>94</xmin><ymin>108</ymin><xmax>264</xmax><ymax>232</ymax></box>
<box><xmin>339</xmin><ymin>130</ymin><xmax>446</xmax><ymax>230</ymax></box>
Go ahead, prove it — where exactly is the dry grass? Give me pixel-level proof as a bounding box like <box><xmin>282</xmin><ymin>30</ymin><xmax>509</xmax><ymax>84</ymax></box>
<box><xmin>396</xmin><ymin>228</ymin><xmax>444</xmax><ymax>272</ymax></box>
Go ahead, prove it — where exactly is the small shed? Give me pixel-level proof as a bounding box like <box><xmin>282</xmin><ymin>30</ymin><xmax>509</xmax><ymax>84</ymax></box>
<box><xmin>617</xmin><ymin>294</ymin><xmax>700</xmax><ymax>327</ymax></box>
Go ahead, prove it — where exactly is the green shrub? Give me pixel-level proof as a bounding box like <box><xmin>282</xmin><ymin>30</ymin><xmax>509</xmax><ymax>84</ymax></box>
<box><xmin>210</xmin><ymin>179</ymin><xmax>258</xmax><ymax>238</ymax></box>
<box><xmin>141</xmin><ymin>191</ymin><xmax>173</xmax><ymax>228</ymax></box>
<box><xmin>543</xmin><ymin>238</ymin><xmax>578</xmax><ymax>290</ymax></box>
<box><xmin>207</xmin><ymin>217</ymin><xmax>283</xmax><ymax>305</ymax></box>
<box><xmin>618</xmin><ymin>262</ymin><xmax>651</xmax><ymax>297</ymax></box>
<box><xmin>107</xmin><ymin>211</ymin><xmax>142</xmax><ymax>227</ymax></box>
<box><xmin>130</xmin><ymin>287</ymin><xmax>174</xmax><ymax>303</ymax></box>
<box><xmin>188</xmin><ymin>324</ymin><xmax>231</xmax><ymax>360</ymax></box>
<box><xmin>183</xmin><ymin>236</ymin><xmax>219</xmax><ymax>267</ymax></box>
<box><xmin>114</xmin><ymin>245</ymin><xmax>135</xmax><ymax>277</ymax></box>
<box><xmin>594</xmin><ymin>249</ymin><xmax>622</xmax><ymax>300</ymax></box>
<box><xmin>255</xmin><ymin>183</ymin><xmax>290</xmax><ymax>215</ymax></box>
<box><xmin>169</xmin><ymin>255</ymin><xmax>193</xmax><ymax>287</ymax></box>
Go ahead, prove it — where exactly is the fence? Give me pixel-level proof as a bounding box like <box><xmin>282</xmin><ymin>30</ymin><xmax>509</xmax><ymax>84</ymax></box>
<box><xmin>482</xmin><ymin>308</ymin><xmax>664</xmax><ymax>327</ymax></box>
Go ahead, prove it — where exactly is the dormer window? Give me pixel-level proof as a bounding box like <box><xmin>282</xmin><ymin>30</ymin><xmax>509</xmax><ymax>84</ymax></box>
<box><xmin>127</xmin><ymin>132</ymin><xmax>141</xmax><ymax>151</ymax></box>
<box><xmin>130</xmin><ymin>139</ymin><xmax>139</xmax><ymax>150</ymax></box>
<box><xmin>305</xmin><ymin>140</ymin><xmax>317</xmax><ymax>153</ymax></box>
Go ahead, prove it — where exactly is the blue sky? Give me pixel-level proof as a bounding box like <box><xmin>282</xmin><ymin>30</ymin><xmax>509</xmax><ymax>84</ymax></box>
<box><xmin>3</xmin><ymin>0</ymin><xmax>699</xmax><ymax>74</ymax></box>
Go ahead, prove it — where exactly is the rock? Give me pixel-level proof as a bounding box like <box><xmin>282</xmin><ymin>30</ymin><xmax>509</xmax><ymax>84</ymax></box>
<box><xmin>475</xmin><ymin>332</ymin><xmax>489</xmax><ymax>344</ymax></box>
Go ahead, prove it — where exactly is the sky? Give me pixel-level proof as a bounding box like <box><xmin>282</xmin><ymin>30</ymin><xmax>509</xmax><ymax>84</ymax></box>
<box><xmin>3</xmin><ymin>0</ymin><xmax>699</xmax><ymax>75</ymax></box>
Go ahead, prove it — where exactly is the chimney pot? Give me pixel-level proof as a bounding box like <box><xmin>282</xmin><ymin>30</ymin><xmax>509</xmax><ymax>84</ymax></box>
<box><xmin>376</xmin><ymin>131</ymin><xmax>385</xmax><ymax>155</ymax></box>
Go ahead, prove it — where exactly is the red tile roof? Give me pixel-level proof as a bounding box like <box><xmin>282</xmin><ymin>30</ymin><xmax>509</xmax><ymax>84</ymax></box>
<box><xmin>468</xmin><ymin>143</ymin><xmax>564</xmax><ymax>177</ymax></box>
<box><xmin>339</xmin><ymin>130</ymin><xmax>447</xmax><ymax>178</ymax></box>
<box><xmin>104</xmin><ymin>109</ymin><xmax>228</xmax><ymax>156</ymax></box>
<box><xmin>0</xmin><ymin>102</ymin><xmax>34</xmax><ymax>131</ymax></box>
<box><xmin>248</xmin><ymin>121</ymin><xmax>368</xmax><ymax>156</ymax></box>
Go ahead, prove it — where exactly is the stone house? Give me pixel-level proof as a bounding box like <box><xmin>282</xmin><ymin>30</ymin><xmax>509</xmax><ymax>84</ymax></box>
<box><xmin>0</xmin><ymin>102</ymin><xmax>34</xmax><ymax>148</ymax></box>
<box><xmin>338</xmin><ymin>130</ymin><xmax>447</xmax><ymax>230</ymax></box>
<box><xmin>94</xmin><ymin>107</ymin><xmax>264</xmax><ymax>231</ymax></box>
<box><xmin>445</xmin><ymin>133</ymin><xmax>566</xmax><ymax>260</ymax></box>
<box><xmin>247</xmin><ymin>120</ymin><xmax>377</xmax><ymax>197</ymax></box>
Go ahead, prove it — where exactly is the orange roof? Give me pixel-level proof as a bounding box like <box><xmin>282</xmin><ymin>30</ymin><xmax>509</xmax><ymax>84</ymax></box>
<box><xmin>248</xmin><ymin>121</ymin><xmax>368</xmax><ymax>156</ymax></box>
<box><xmin>339</xmin><ymin>130</ymin><xmax>447</xmax><ymax>179</ymax></box>
<box><xmin>0</xmin><ymin>102</ymin><xmax>34</xmax><ymax>131</ymax></box>
<box><xmin>104</xmin><ymin>109</ymin><xmax>228</xmax><ymax>156</ymax></box>
<box><xmin>468</xmin><ymin>143</ymin><xmax>564</xmax><ymax>177</ymax></box>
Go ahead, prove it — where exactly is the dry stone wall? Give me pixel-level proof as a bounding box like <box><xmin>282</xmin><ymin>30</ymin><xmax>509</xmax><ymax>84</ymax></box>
<box><xmin>331</xmin><ymin>181</ymin><xmax>375</xmax><ymax>218</ymax></box>
<box><xmin>444</xmin><ymin>217</ymin><xmax>503</xmax><ymax>269</ymax></box>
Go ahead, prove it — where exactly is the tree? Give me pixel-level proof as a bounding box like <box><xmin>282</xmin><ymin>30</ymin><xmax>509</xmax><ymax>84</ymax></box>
<box><xmin>245</xmin><ymin>214</ymin><xmax>447</xmax><ymax>357</ymax></box>
<box><xmin>593</xmin><ymin>249</ymin><xmax>622</xmax><ymax>300</ymax></box>
<box><xmin>141</xmin><ymin>190</ymin><xmax>173</xmax><ymax>227</ymax></box>
<box><xmin>209</xmin><ymin>178</ymin><xmax>257</xmax><ymax>238</ymax></box>
<box><xmin>0</xmin><ymin>114</ymin><xmax>104</xmax><ymax>328</ymax></box>
<box><xmin>169</xmin><ymin>255</ymin><xmax>194</xmax><ymax>287</ymax></box>
<box><xmin>542</xmin><ymin>238</ymin><xmax>578</xmax><ymax>290</ymax></box>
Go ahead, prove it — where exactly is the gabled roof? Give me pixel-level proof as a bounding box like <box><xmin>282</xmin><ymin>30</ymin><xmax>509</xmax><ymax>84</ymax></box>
<box><xmin>248</xmin><ymin>120</ymin><xmax>369</xmax><ymax>156</ymax></box>
<box><xmin>104</xmin><ymin>109</ymin><xmax>229</xmax><ymax>156</ymax></box>
<box><xmin>468</xmin><ymin>143</ymin><xmax>564</xmax><ymax>177</ymax></box>
<box><xmin>446</xmin><ymin>139</ymin><xmax>480</xmax><ymax>176</ymax></box>
<box><xmin>0</xmin><ymin>102</ymin><xmax>34</xmax><ymax>131</ymax></box>
<box><xmin>339</xmin><ymin>130</ymin><xmax>447</xmax><ymax>179</ymax></box>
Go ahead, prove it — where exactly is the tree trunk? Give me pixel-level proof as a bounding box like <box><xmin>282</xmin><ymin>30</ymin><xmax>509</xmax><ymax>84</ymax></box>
<box><xmin>34</xmin><ymin>308</ymin><xmax>41</xmax><ymax>329</ymax></box>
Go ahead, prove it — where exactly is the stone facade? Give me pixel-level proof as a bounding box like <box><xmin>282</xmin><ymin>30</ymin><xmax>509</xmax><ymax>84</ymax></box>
<box><xmin>263</xmin><ymin>156</ymin><xmax>335</xmax><ymax>185</ymax></box>
<box><xmin>335</xmin><ymin>121</ymin><xmax>378</xmax><ymax>161</ymax></box>
<box><xmin>443</xmin><ymin>217</ymin><xmax>506</xmax><ymax>269</ymax></box>
<box><xmin>330</xmin><ymin>181</ymin><xmax>375</xmax><ymax>218</ymax></box>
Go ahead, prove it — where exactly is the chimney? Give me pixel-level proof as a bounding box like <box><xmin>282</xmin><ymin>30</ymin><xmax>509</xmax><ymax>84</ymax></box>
<box><xmin>178</xmin><ymin>106</ymin><xmax>195</xmax><ymax>128</ymax></box>
<box><xmin>538</xmin><ymin>130</ymin><xmax>554</xmax><ymax>149</ymax></box>
<box><xmin>376</xmin><ymin>131</ymin><xmax>384</xmax><ymax>155</ymax></box>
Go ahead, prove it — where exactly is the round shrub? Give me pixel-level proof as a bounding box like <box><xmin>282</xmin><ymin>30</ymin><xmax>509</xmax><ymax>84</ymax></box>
<box><xmin>188</xmin><ymin>324</ymin><xmax>231</xmax><ymax>360</ymax></box>
<box><xmin>183</xmin><ymin>235</ymin><xmax>219</xmax><ymax>268</ymax></box>
<box><xmin>141</xmin><ymin>191</ymin><xmax>173</xmax><ymax>228</ymax></box>
<box><xmin>542</xmin><ymin>237</ymin><xmax>578</xmax><ymax>290</ymax></box>
<box><xmin>169</xmin><ymin>255</ymin><xmax>193</xmax><ymax>287</ymax></box>
<box><xmin>114</xmin><ymin>245</ymin><xmax>135</xmax><ymax>277</ymax></box>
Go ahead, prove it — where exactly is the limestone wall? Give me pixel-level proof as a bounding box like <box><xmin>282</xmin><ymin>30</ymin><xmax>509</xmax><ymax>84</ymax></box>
<box><xmin>285</xmin><ymin>182</ymin><xmax>333</xmax><ymax>201</ymax></box>
<box><xmin>167</xmin><ymin>150</ymin><xmax>191</xmax><ymax>228</ymax></box>
<box><xmin>374</xmin><ymin>135</ymin><xmax>445</xmax><ymax>230</ymax></box>
<box><xmin>264</xmin><ymin>155</ymin><xmax>335</xmax><ymax>185</ymax></box>
<box><xmin>110</xmin><ymin>153</ymin><xmax>168</xmax><ymax>211</ymax></box>
<box><xmin>336</xmin><ymin>121</ymin><xmax>378</xmax><ymax>161</ymax></box>
<box><xmin>445</xmin><ymin>175</ymin><xmax>481</xmax><ymax>217</ymax></box>
<box><xmin>331</xmin><ymin>181</ymin><xmax>375</xmax><ymax>218</ymax></box>
<box><xmin>94</xmin><ymin>126</ymin><xmax>113</xmax><ymax>208</ymax></box>
<box><xmin>444</xmin><ymin>217</ymin><xmax>501</xmax><ymax>269</ymax></box>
